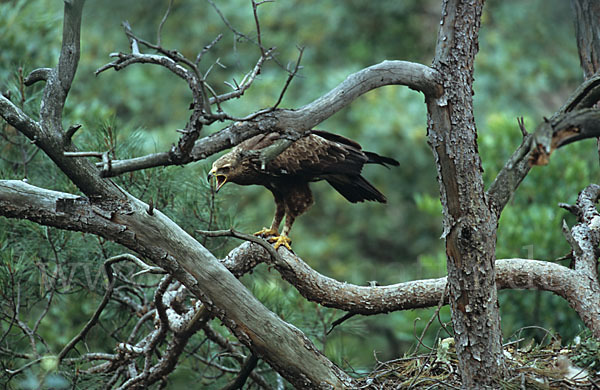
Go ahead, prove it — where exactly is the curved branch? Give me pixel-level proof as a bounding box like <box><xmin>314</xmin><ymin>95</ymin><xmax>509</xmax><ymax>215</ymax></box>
<box><xmin>102</xmin><ymin>60</ymin><xmax>442</xmax><ymax>178</ymax></box>
<box><xmin>96</xmin><ymin>51</ymin><xmax>191</xmax><ymax>81</ymax></box>
<box><xmin>223</xmin><ymin>241</ymin><xmax>600</xmax><ymax>336</ymax></box>
<box><xmin>278</xmin><ymin>60</ymin><xmax>442</xmax><ymax>129</ymax></box>
<box><xmin>562</xmin><ymin>73</ymin><xmax>600</xmax><ymax>112</ymax></box>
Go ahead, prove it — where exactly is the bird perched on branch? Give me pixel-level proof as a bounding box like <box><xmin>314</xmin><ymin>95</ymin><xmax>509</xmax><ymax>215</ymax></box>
<box><xmin>208</xmin><ymin>130</ymin><xmax>399</xmax><ymax>250</ymax></box>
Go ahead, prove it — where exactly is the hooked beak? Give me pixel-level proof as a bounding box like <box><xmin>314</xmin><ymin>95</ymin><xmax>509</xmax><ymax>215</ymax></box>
<box><xmin>207</xmin><ymin>167</ymin><xmax>227</xmax><ymax>192</ymax></box>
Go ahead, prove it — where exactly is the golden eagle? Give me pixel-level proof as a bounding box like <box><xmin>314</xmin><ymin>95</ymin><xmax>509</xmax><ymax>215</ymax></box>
<box><xmin>208</xmin><ymin>130</ymin><xmax>399</xmax><ymax>249</ymax></box>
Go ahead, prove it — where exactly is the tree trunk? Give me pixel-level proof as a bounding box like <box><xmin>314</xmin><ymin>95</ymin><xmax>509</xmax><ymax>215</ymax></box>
<box><xmin>571</xmin><ymin>0</ymin><xmax>600</xmax><ymax>161</ymax></box>
<box><xmin>571</xmin><ymin>0</ymin><xmax>600</xmax><ymax>79</ymax></box>
<box><xmin>427</xmin><ymin>1</ymin><xmax>504</xmax><ymax>387</ymax></box>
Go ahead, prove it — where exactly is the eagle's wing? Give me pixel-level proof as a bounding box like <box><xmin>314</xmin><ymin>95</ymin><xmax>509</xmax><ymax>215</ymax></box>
<box><xmin>264</xmin><ymin>130</ymin><xmax>396</xmax><ymax>203</ymax></box>
<box><xmin>267</xmin><ymin>131</ymin><xmax>368</xmax><ymax>177</ymax></box>
<box><xmin>235</xmin><ymin>131</ymin><xmax>397</xmax><ymax>203</ymax></box>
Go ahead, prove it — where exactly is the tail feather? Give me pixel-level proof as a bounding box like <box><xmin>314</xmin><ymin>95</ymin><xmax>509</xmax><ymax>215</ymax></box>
<box><xmin>325</xmin><ymin>175</ymin><xmax>387</xmax><ymax>203</ymax></box>
<box><xmin>364</xmin><ymin>151</ymin><xmax>399</xmax><ymax>168</ymax></box>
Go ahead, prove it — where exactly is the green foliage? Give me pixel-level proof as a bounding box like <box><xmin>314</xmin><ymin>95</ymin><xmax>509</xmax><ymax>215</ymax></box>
<box><xmin>572</xmin><ymin>330</ymin><xmax>600</xmax><ymax>369</ymax></box>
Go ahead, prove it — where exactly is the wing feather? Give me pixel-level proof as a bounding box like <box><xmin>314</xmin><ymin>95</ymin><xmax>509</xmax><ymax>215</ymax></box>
<box><xmin>231</xmin><ymin>130</ymin><xmax>396</xmax><ymax>204</ymax></box>
<box><xmin>267</xmin><ymin>132</ymin><xmax>366</xmax><ymax>177</ymax></box>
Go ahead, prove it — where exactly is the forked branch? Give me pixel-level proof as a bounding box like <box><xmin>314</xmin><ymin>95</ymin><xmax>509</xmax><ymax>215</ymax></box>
<box><xmin>487</xmin><ymin>73</ymin><xmax>600</xmax><ymax>215</ymax></box>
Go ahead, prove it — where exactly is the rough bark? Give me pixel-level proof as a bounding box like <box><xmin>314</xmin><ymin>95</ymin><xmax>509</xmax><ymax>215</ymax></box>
<box><xmin>487</xmin><ymin>75</ymin><xmax>600</xmax><ymax>215</ymax></box>
<box><xmin>3</xmin><ymin>179</ymin><xmax>600</xmax><ymax>363</ymax></box>
<box><xmin>428</xmin><ymin>1</ymin><xmax>504</xmax><ymax>387</ymax></box>
<box><xmin>571</xmin><ymin>0</ymin><xmax>600</xmax><ymax>79</ymax></box>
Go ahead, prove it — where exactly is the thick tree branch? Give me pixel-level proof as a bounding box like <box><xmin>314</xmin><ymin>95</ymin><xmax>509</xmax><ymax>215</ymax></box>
<box><xmin>558</xmin><ymin>184</ymin><xmax>600</xmax><ymax>336</ymax></box>
<box><xmin>229</xmin><ymin>235</ymin><xmax>600</xmax><ymax>337</ymax></box>
<box><xmin>2</xmin><ymin>178</ymin><xmax>600</xmax><ymax>376</ymax></box>
<box><xmin>222</xmin><ymin>241</ymin><xmax>599</xmax><ymax>326</ymax></box>
<box><xmin>1</xmin><ymin>2</ymin><xmax>354</xmax><ymax>385</ymax></box>
<box><xmin>101</xmin><ymin>60</ymin><xmax>442</xmax><ymax>177</ymax></box>
<box><xmin>0</xmin><ymin>180</ymin><xmax>351</xmax><ymax>388</ymax></box>
<box><xmin>0</xmin><ymin>95</ymin><xmax>43</xmax><ymax>141</ymax></box>
<box><xmin>277</xmin><ymin>60</ymin><xmax>442</xmax><ymax>128</ymax></box>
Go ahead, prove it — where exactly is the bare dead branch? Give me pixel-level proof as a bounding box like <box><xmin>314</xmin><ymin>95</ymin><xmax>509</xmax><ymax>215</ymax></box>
<box><xmin>562</xmin><ymin>219</ymin><xmax>584</xmax><ymax>258</ymax></box>
<box><xmin>0</xmin><ymin>95</ymin><xmax>43</xmax><ymax>142</ymax></box>
<box><xmin>327</xmin><ymin>313</ymin><xmax>356</xmax><ymax>335</ymax></box>
<box><xmin>64</xmin><ymin>123</ymin><xmax>82</xmax><ymax>144</ymax></box>
<box><xmin>63</xmin><ymin>151</ymin><xmax>104</xmax><ymax>158</ymax></box>
<box><xmin>487</xmin><ymin>72</ymin><xmax>600</xmax><ymax>216</ymax></box>
<box><xmin>517</xmin><ymin>116</ymin><xmax>528</xmax><ymax>137</ymax></box>
<box><xmin>251</xmin><ymin>0</ymin><xmax>271</xmax><ymax>56</ymax></box>
<box><xmin>196</xmin><ymin>34</ymin><xmax>224</xmax><ymax>65</ymax></box>
<box><xmin>567</xmin><ymin>184</ymin><xmax>600</xmax><ymax>274</ymax></box>
<box><xmin>95</xmin><ymin>152</ymin><xmax>171</xmax><ymax>177</ymax></box>
<box><xmin>209</xmin><ymin>47</ymin><xmax>275</xmax><ymax>105</ymax></box>
<box><xmin>197</xmin><ymin>229</ymin><xmax>283</xmax><ymax>275</ymax></box>
<box><xmin>270</xmin><ymin>46</ymin><xmax>304</xmax><ymax>110</ymax></box>
<box><xmin>96</xmin><ymin>50</ymin><xmax>192</xmax><ymax>82</ymax></box>
<box><xmin>562</xmin><ymin>73</ymin><xmax>600</xmax><ymax>111</ymax></box>
<box><xmin>207</xmin><ymin>0</ymin><xmax>254</xmax><ymax>45</ymax></box>
<box><xmin>221</xmin><ymin>353</ymin><xmax>259</xmax><ymax>390</ymax></box>
<box><xmin>212</xmin><ymin>236</ymin><xmax>600</xmax><ymax>339</ymax></box>
<box><xmin>156</xmin><ymin>0</ymin><xmax>174</xmax><ymax>47</ymax></box>
<box><xmin>99</xmin><ymin>60</ymin><xmax>441</xmax><ymax>178</ymax></box>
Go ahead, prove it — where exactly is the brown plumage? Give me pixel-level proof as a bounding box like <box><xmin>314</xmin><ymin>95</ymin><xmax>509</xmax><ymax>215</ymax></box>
<box><xmin>208</xmin><ymin>130</ymin><xmax>399</xmax><ymax>249</ymax></box>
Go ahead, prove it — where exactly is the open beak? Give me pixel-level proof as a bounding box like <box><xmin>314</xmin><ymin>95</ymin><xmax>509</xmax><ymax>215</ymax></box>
<box><xmin>207</xmin><ymin>167</ymin><xmax>227</xmax><ymax>192</ymax></box>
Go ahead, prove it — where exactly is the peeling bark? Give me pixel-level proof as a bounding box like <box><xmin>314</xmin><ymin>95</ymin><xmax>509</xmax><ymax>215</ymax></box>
<box><xmin>428</xmin><ymin>1</ymin><xmax>504</xmax><ymax>387</ymax></box>
<box><xmin>571</xmin><ymin>0</ymin><xmax>600</xmax><ymax>79</ymax></box>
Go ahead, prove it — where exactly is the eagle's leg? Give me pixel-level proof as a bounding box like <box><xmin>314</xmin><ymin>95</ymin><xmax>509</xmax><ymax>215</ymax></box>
<box><xmin>267</xmin><ymin>184</ymin><xmax>312</xmax><ymax>250</ymax></box>
<box><xmin>266</xmin><ymin>214</ymin><xmax>294</xmax><ymax>250</ymax></box>
<box><xmin>254</xmin><ymin>195</ymin><xmax>285</xmax><ymax>238</ymax></box>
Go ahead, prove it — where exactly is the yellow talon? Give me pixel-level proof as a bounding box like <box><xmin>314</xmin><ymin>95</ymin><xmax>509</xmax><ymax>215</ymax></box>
<box><xmin>268</xmin><ymin>234</ymin><xmax>292</xmax><ymax>251</ymax></box>
<box><xmin>254</xmin><ymin>227</ymin><xmax>279</xmax><ymax>237</ymax></box>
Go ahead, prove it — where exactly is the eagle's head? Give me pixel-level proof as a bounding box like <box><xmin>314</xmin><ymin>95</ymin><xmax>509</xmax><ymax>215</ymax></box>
<box><xmin>207</xmin><ymin>150</ymin><xmax>244</xmax><ymax>192</ymax></box>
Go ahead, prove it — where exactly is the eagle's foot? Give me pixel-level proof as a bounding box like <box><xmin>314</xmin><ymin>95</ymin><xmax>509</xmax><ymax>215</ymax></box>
<box><xmin>268</xmin><ymin>234</ymin><xmax>292</xmax><ymax>251</ymax></box>
<box><xmin>254</xmin><ymin>227</ymin><xmax>279</xmax><ymax>238</ymax></box>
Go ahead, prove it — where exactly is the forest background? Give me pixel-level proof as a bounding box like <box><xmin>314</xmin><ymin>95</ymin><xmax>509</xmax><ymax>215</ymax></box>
<box><xmin>1</xmin><ymin>0</ymin><xmax>595</xmax><ymax>388</ymax></box>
